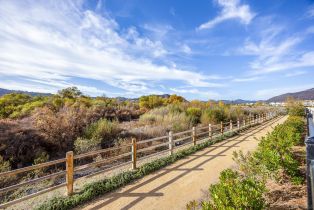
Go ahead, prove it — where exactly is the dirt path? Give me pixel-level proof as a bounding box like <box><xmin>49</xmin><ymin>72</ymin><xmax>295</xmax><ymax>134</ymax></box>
<box><xmin>76</xmin><ymin>116</ymin><xmax>287</xmax><ymax>210</ymax></box>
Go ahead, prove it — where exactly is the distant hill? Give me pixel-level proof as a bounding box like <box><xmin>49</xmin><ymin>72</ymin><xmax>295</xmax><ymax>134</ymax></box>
<box><xmin>0</xmin><ymin>88</ymin><xmax>52</xmax><ymax>97</ymax></box>
<box><xmin>221</xmin><ymin>99</ymin><xmax>257</xmax><ymax>104</ymax></box>
<box><xmin>267</xmin><ymin>88</ymin><xmax>314</xmax><ymax>102</ymax></box>
<box><xmin>0</xmin><ymin>88</ymin><xmax>262</xmax><ymax>103</ymax></box>
<box><xmin>0</xmin><ymin>88</ymin><xmax>11</xmax><ymax>96</ymax></box>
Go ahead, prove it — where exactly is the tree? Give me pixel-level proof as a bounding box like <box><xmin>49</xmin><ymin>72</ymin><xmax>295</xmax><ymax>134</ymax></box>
<box><xmin>165</xmin><ymin>94</ymin><xmax>185</xmax><ymax>105</ymax></box>
<box><xmin>58</xmin><ymin>87</ymin><xmax>82</xmax><ymax>99</ymax></box>
<box><xmin>139</xmin><ymin>95</ymin><xmax>164</xmax><ymax>109</ymax></box>
<box><xmin>190</xmin><ymin>100</ymin><xmax>206</xmax><ymax>109</ymax></box>
<box><xmin>285</xmin><ymin>97</ymin><xmax>304</xmax><ymax>117</ymax></box>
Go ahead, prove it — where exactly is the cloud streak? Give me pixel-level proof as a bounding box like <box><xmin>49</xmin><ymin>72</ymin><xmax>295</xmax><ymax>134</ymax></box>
<box><xmin>198</xmin><ymin>0</ymin><xmax>255</xmax><ymax>30</ymax></box>
<box><xmin>239</xmin><ymin>22</ymin><xmax>314</xmax><ymax>75</ymax></box>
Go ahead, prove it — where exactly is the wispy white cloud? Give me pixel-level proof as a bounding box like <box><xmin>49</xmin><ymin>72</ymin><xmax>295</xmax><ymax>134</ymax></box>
<box><xmin>170</xmin><ymin>87</ymin><xmax>220</xmax><ymax>100</ymax></box>
<box><xmin>0</xmin><ymin>0</ymin><xmax>221</xmax><ymax>97</ymax></box>
<box><xmin>198</xmin><ymin>0</ymin><xmax>255</xmax><ymax>30</ymax></box>
<box><xmin>232</xmin><ymin>76</ymin><xmax>261</xmax><ymax>82</ymax></box>
<box><xmin>239</xmin><ymin>21</ymin><xmax>314</xmax><ymax>74</ymax></box>
<box><xmin>285</xmin><ymin>70</ymin><xmax>307</xmax><ymax>77</ymax></box>
<box><xmin>181</xmin><ymin>44</ymin><xmax>192</xmax><ymax>54</ymax></box>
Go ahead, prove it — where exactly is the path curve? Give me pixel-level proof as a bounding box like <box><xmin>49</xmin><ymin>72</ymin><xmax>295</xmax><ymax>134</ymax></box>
<box><xmin>77</xmin><ymin>116</ymin><xmax>287</xmax><ymax>210</ymax></box>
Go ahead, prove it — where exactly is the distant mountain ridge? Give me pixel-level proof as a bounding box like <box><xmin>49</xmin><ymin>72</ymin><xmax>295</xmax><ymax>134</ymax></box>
<box><xmin>0</xmin><ymin>88</ymin><xmax>51</xmax><ymax>97</ymax></box>
<box><xmin>221</xmin><ymin>99</ymin><xmax>257</xmax><ymax>104</ymax></box>
<box><xmin>267</xmin><ymin>88</ymin><xmax>314</xmax><ymax>102</ymax></box>
<box><xmin>0</xmin><ymin>88</ymin><xmax>257</xmax><ymax>103</ymax></box>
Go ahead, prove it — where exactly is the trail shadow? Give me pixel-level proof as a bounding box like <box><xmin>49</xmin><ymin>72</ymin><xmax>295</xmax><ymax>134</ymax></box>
<box><xmin>85</xmin><ymin>117</ymin><xmax>282</xmax><ymax>210</ymax></box>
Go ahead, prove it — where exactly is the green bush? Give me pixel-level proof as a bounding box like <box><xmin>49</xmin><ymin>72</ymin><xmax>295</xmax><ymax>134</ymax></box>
<box><xmin>286</xmin><ymin>98</ymin><xmax>305</xmax><ymax>117</ymax></box>
<box><xmin>139</xmin><ymin>95</ymin><xmax>164</xmax><ymax>109</ymax></box>
<box><xmin>32</xmin><ymin>152</ymin><xmax>50</xmax><ymax>176</ymax></box>
<box><xmin>0</xmin><ymin>93</ymin><xmax>32</xmax><ymax>118</ymax></box>
<box><xmin>201</xmin><ymin>107</ymin><xmax>227</xmax><ymax>125</ymax></box>
<box><xmin>186</xmin><ymin>107</ymin><xmax>202</xmax><ymax>125</ymax></box>
<box><xmin>202</xmin><ymin>169</ymin><xmax>266</xmax><ymax>210</ymax></box>
<box><xmin>9</xmin><ymin>99</ymin><xmax>47</xmax><ymax>119</ymax></box>
<box><xmin>74</xmin><ymin>118</ymin><xmax>119</xmax><ymax>154</ymax></box>
<box><xmin>234</xmin><ymin>115</ymin><xmax>304</xmax><ymax>183</ymax></box>
<box><xmin>0</xmin><ymin>155</ymin><xmax>11</xmax><ymax>187</ymax></box>
<box><xmin>74</xmin><ymin>137</ymin><xmax>101</xmax><ymax>154</ymax></box>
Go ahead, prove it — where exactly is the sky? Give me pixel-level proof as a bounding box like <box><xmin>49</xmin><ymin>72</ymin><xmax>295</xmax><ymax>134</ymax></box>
<box><xmin>0</xmin><ymin>0</ymin><xmax>313</xmax><ymax>100</ymax></box>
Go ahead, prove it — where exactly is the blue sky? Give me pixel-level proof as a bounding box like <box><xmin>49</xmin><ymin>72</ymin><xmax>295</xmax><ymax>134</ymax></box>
<box><xmin>0</xmin><ymin>0</ymin><xmax>313</xmax><ymax>100</ymax></box>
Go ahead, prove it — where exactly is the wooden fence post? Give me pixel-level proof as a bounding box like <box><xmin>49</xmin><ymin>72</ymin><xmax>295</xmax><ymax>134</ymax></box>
<box><xmin>220</xmin><ymin>121</ymin><xmax>223</xmax><ymax>136</ymax></box>
<box><xmin>192</xmin><ymin>127</ymin><xmax>196</xmax><ymax>145</ymax></box>
<box><xmin>169</xmin><ymin>131</ymin><xmax>173</xmax><ymax>155</ymax></box>
<box><xmin>208</xmin><ymin>124</ymin><xmax>212</xmax><ymax>139</ymax></box>
<box><xmin>237</xmin><ymin>119</ymin><xmax>240</xmax><ymax>130</ymax></box>
<box><xmin>132</xmin><ymin>138</ymin><xmax>137</xmax><ymax>170</ymax></box>
<box><xmin>66</xmin><ymin>151</ymin><xmax>74</xmax><ymax>196</ymax></box>
<box><xmin>229</xmin><ymin>120</ymin><xmax>233</xmax><ymax>131</ymax></box>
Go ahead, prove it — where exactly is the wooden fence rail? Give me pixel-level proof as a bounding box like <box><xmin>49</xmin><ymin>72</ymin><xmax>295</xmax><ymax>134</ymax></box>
<box><xmin>0</xmin><ymin>112</ymin><xmax>277</xmax><ymax>208</ymax></box>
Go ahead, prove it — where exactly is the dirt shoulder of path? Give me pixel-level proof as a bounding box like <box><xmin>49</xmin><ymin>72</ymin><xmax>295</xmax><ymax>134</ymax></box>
<box><xmin>265</xmin><ymin>145</ymin><xmax>307</xmax><ymax>210</ymax></box>
<box><xmin>74</xmin><ymin>116</ymin><xmax>287</xmax><ymax>210</ymax></box>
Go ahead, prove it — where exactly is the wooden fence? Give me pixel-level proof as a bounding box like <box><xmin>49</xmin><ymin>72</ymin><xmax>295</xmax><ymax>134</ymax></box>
<box><xmin>0</xmin><ymin>112</ymin><xmax>276</xmax><ymax>208</ymax></box>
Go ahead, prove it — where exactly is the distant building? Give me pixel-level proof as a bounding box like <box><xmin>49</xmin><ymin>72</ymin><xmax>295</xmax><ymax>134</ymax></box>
<box><xmin>269</xmin><ymin>102</ymin><xmax>286</xmax><ymax>107</ymax></box>
<box><xmin>303</xmin><ymin>100</ymin><xmax>314</xmax><ymax>107</ymax></box>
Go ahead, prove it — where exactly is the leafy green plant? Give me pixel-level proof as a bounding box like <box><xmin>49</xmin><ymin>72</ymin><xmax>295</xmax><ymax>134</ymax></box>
<box><xmin>186</xmin><ymin>107</ymin><xmax>202</xmax><ymax>125</ymax></box>
<box><xmin>0</xmin><ymin>93</ymin><xmax>32</xmax><ymax>118</ymax></box>
<box><xmin>234</xmin><ymin>116</ymin><xmax>304</xmax><ymax>183</ymax></box>
<box><xmin>74</xmin><ymin>118</ymin><xmax>119</xmax><ymax>154</ymax></box>
<box><xmin>32</xmin><ymin>152</ymin><xmax>50</xmax><ymax>176</ymax></box>
<box><xmin>202</xmin><ymin>169</ymin><xmax>266</xmax><ymax>210</ymax></box>
<box><xmin>201</xmin><ymin>107</ymin><xmax>227</xmax><ymax>125</ymax></box>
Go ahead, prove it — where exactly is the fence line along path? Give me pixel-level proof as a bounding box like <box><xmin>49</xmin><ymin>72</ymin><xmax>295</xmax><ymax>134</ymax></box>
<box><xmin>77</xmin><ymin>114</ymin><xmax>286</xmax><ymax>210</ymax></box>
<box><xmin>0</xmin><ymin>112</ymin><xmax>276</xmax><ymax>209</ymax></box>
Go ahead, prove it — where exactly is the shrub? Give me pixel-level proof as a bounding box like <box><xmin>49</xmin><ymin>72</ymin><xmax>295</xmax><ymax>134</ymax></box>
<box><xmin>285</xmin><ymin>116</ymin><xmax>304</xmax><ymax>135</ymax></box>
<box><xmin>202</xmin><ymin>169</ymin><xmax>266</xmax><ymax>210</ymax></box>
<box><xmin>0</xmin><ymin>93</ymin><xmax>32</xmax><ymax>118</ymax></box>
<box><xmin>201</xmin><ymin>107</ymin><xmax>227</xmax><ymax>125</ymax></box>
<box><xmin>74</xmin><ymin>118</ymin><xmax>120</xmax><ymax>154</ymax></box>
<box><xmin>32</xmin><ymin>105</ymin><xmax>91</xmax><ymax>152</ymax></box>
<box><xmin>164</xmin><ymin>94</ymin><xmax>185</xmax><ymax>105</ymax></box>
<box><xmin>0</xmin><ymin>155</ymin><xmax>11</xmax><ymax>187</ymax></box>
<box><xmin>186</xmin><ymin>107</ymin><xmax>202</xmax><ymax>125</ymax></box>
<box><xmin>33</xmin><ymin>152</ymin><xmax>50</xmax><ymax>176</ymax></box>
<box><xmin>234</xmin><ymin>115</ymin><xmax>304</xmax><ymax>183</ymax></box>
<box><xmin>139</xmin><ymin>106</ymin><xmax>191</xmax><ymax>133</ymax></box>
<box><xmin>285</xmin><ymin>97</ymin><xmax>305</xmax><ymax>117</ymax></box>
<box><xmin>139</xmin><ymin>95</ymin><xmax>164</xmax><ymax>109</ymax></box>
<box><xmin>74</xmin><ymin>137</ymin><xmax>101</xmax><ymax>154</ymax></box>
<box><xmin>9</xmin><ymin>99</ymin><xmax>48</xmax><ymax>119</ymax></box>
